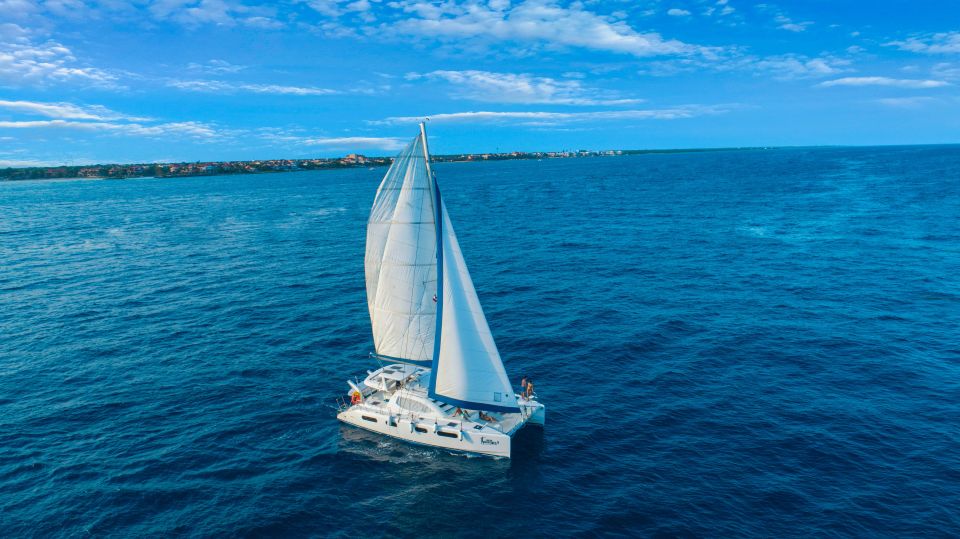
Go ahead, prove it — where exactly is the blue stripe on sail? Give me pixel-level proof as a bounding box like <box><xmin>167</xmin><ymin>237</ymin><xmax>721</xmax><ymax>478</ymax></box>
<box><xmin>428</xmin><ymin>170</ymin><xmax>444</xmax><ymax>398</ymax></box>
<box><xmin>370</xmin><ymin>353</ymin><xmax>432</xmax><ymax>367</ymax></box>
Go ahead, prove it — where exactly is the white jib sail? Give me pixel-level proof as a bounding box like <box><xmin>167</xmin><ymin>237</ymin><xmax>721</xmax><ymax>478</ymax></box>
<box><xmin>432</xmin><ymin>202</ymin><xmax>519</xmax><ymax>413</ymax></box>
<box><xmin>365</xmin><ymin>134</ymin><xmax>437</xmax><ymax>364</ymax></box>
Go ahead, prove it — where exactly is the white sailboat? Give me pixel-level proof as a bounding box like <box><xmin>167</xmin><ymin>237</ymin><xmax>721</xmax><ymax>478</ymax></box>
<box><xmin>337</xmin><ymin>123</ymin><xmax>545</xmax><ymax>458</ymax></box>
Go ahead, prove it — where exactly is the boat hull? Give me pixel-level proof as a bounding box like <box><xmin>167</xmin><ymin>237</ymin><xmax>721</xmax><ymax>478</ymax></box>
<box><xmin>337</xmin><ymin>405</ymin><xmax>512</xmax><ymax>458</ymax></box>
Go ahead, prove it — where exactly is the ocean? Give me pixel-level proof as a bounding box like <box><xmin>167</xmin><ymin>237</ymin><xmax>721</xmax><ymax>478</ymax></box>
<box><xmin>1</xmin><ymin>145</ymin><xmax>958</xmax><ymax>537</ymax></box>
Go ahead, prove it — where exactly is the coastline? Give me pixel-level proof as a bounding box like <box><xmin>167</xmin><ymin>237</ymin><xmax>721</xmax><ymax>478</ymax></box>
<box><xmin>0</xmin><ymin>146</ymin><xmax>767</xmax><ymax>182</ymax></box>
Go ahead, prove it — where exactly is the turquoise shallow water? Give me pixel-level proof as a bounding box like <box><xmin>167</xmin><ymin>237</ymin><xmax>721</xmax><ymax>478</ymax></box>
<box><xmin>1</xmin><ymin>146</ymin><xmax>959</xmax><ymax>537</ymax></box>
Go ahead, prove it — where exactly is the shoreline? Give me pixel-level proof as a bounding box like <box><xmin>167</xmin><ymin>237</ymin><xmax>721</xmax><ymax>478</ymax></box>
<box><xmin>0</xmin><ymin>146</ymin><xmax>771</xmax><ymax>182</ymax></box>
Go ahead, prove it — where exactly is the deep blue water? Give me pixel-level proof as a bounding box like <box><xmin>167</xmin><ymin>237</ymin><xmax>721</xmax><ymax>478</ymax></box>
<box><xmin>2</xmin><ymin>146</ymin><xmax>959</xmax><ymax>537</ymax></box>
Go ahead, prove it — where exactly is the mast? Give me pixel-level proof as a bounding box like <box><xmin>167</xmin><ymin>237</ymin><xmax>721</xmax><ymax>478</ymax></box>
<box><xmin>419</xmin><ymin>121</ymin><xmax>433</xmax><ymax>177</ymax></box>
<box><xmin>422</xmin><ymin>121</ymin><xmax>446</xmax><ymax>381</ymax></box>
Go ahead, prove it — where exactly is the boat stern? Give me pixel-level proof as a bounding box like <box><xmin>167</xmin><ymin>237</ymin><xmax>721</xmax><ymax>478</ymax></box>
<box><xmin>521</xmin><ymin>399</ymin><xmax>546</xmax><ymax>426</ymax></box>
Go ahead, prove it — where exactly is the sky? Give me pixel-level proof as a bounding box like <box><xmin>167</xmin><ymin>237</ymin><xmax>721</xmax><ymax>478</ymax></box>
<box><xmin>1</xmin><ymin>0</ymin><xmax>959</xmax><ymax>166</ymax></box>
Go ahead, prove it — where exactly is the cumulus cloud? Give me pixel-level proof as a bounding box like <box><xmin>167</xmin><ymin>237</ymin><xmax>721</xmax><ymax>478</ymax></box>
<box><xmin>407</xmin><ymin>70</ymin><xmax>643</xmax><ymax>106</ymax></box>
<box><xmin>885</xmin><ymin>32</ymin><xmax>960</xmax><ymax>54</ymax></box>
<box><xmin>382</xmin><ymin>0</ymin><xmax>717</xmax><ymax>58</ymax></box>
<box><xmin>667</xmin><ymin>8</ymin><xmax>691</xmax><ymax>17</ymax></box>
<box><xmin>0</xmin><ymin>34</ymin><xmax>119</xmax><ymax>88</ymax></box>
<box><xmin>148</xmin><ymin>0</ymin><xmax>283</xmax><ymax>29</ymax></box>
<box><xmin>818</xmin><ymin>76</ymin><xmax>950</xmax><ymax>89</ymax></box>
<box><xmin>0</xmin><ymin>0</ymin><xmax>42</xmax><ymax>22</ymax></box>
<box><xmin>305</xmin><ymin>0</ymin><xmax>374</xmax><ymax>18</ymax></box>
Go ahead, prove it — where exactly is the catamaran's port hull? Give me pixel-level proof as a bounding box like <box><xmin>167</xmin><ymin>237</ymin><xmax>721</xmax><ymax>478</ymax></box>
<box><xmin>528</xmin><ymin>404</ymin><xmax>545</xmax><ymax>425</ymax></box>
<box><xmin>337</xmin><ymin>407</ymin><xmax>513</xmax><ymax>458</ymax></box>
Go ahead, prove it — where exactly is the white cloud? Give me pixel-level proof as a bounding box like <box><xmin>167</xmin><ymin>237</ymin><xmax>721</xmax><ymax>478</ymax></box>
<box><xmin>0</xmin><ymin>119</ymin><xmax>227</xmax><ymax>140</ymax></box>
<box><xmin>407</xmin><ymin>70</ymin><xmax>643</xmax><ymax>106</ymax></box>
<box><xmin>640</xmin><ymin>53</ymin><xmax>850</xmax><ymax>80</ymax></box>
<box><xmin>243</xmin><ymin>16</ymin><xmax>284</xmax><ymax>28</ymax></box>
<box><xmin>378</xmin><ymin>105</ymin><xmax>733</xmax><ymax>125</ymax></box>
<box><xmin>168</xmin><ymin>79</ymin><xmax>339</xmax><ymax>95</ymax></box>
<box><xmin>758</xmin><ymin>5</ymin><xmax>812</xmax><ymax>33</ymax></box>
<box><xmin>148</xmin><ymin>0</ymin><xmax>282</xmax><ymax>29</ymax></box>
<box><xmin>932</xmin><ymin>62</ymin><xmax>960</xmax><ymax>80</ymax></box>
<box><xmin>187</xmin><ymin>59</ymin><xmax>248</xmax><ymax>74</ymax></box>
<box><xmin>0</xmin><ymin>37</ymin><xmax>119</xmax><ymax>88</ymax></box>
<box><xmin>751</xmin><ymin>54</ymin><xmax>846</xmax><ymax>79</ymax></box>
<box><xmin>305</xmin><ymin>0</ymin><xmax>375</xmax><ymax>17</ymax></box>
<box><xmin>886</xmin><ymin>32</ymin><xmax>960</xmax><ymax>54</ymax></box>
<box><xmin>302</xmin><ymin>136</ymin><xmax>407</xmax><ymax>149</ymax></box>
<box><xmin>0</xmin><ymin>0</ymin><xmax>42</xmax><ymax>21</ymax></box>
<box><xmin>667</xmin><ymin>8</ymin><xmax>691</xmax><ymax>17</ymax></box>
<box><xmin>42</xmin><ymin>0</ymin><xmax>95</xmax><ymax>20</ymax></box>
<box><xmin>0</xmin><ymin>99</ymin><xmax>227</xmax><ymax>141</ymax></box>
<box><xmin>0</xmin><ymin>99</ymin><xmax>149</xmax><ymax>121</ymax></box>
<box><xmin>0</xmin><ymin>158</ymin><xmax>59</xmax><ymax>167</ymax></box>
<box><xmin>778</xmin><ymin>21</ymin><xmax>811</xmax><ymax>32</ymax></box>
<box><xmin>382</xmin><ymin>1</ymin><xmax>717</xmax><ymax>58</ymax></box>
<box><xmin>818</xmin><ymin>76</ymin><xmax>950</xmax><ymax>89</ymax></box>
<box><xmin>874</xmin><ymin>96</ymin><xmax>935</xmax><ymax>108</ymax></box>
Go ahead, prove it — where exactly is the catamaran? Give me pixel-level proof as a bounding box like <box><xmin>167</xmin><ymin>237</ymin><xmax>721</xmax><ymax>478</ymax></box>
<box><xmin>337</xmin><ymin>123</ymin><xmax>545</xmax><ymax>458</ymax></box>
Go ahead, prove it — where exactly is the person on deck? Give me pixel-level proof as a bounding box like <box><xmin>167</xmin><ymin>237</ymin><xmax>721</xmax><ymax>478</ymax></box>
<box><xmin>478</xmin><ymin>411</ymin><xmax>496</xmax><ymax>422</ymax></box>
<box><xmin>525</xmin><ymin>380</ymin><xmax>535</xmax><ymax>399</ymax></box>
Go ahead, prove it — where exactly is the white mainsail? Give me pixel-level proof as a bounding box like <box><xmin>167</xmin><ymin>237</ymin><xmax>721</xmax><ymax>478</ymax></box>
<box><xmin>365</xmin><ymin>135</ymin><xmax>437</xmax><ymax>365</ymax></box>
<box><xmin>365</xmin><ymin>125</ymin><xmax>519</xmax><ymax>413</ymax></box>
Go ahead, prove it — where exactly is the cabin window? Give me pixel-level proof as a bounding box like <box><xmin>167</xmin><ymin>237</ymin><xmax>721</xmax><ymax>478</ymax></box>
<box><xmin>494</xmin><ymin>392</ymin><xmax>502</xmax><ymax>402</ymax></box>
<box><xmin>415</xmin><ymin>425</ymin><xmax>428</xmax><ymax>433</ymax></box>
<box><xmin>437</xmin><ymin>430</ymin><xmax>458</xmax><ymax>438</ymax></box>
<box><xmin>362</xmin><ymin>415</ymin><xmax>378</xmax><ymax>423</ymax></box>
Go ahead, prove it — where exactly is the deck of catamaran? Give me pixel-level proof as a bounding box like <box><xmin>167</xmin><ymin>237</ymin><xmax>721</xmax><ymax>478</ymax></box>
<box><xmin>338</xmin><ymin>363</ymin><xmax>544</xmax><ymax>458</ymax></box>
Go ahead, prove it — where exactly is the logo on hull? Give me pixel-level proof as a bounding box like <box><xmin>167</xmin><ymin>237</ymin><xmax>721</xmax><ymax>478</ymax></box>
<box><xmin>480</xmin><ymin>437</ymin><xmax>500</xmax><ymax>445</ymax></box>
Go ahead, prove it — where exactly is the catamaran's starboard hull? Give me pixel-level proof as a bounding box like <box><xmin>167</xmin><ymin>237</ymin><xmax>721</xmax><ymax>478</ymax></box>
<box><xmin>337</xmin><ymin>406</ymin><xmax>512</xmax><ymax>458</ymax></box>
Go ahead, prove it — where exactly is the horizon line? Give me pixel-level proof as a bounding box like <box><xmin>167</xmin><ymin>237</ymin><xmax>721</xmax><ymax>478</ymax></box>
<box><xmin>4</xmin><ymin>142</ymin><xmax>960</xmax><ymax>171</ymax></box>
